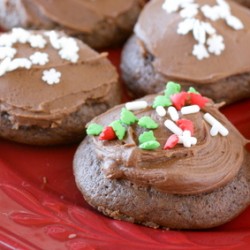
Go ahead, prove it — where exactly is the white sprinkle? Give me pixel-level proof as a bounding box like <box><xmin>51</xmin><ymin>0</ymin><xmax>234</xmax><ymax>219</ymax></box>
<box><xmin>203</xmin><ymin>113</ymin><xmax>229</xmax><ymax>136</ymax></box>
<box><xmin>180</xmin><ymin>3</ymin><xmax>199</xmax><ymax>18</ymax></box>
<box><xmin>0</xmin><ymin>57</ymin><xmax>11</xmax><ymax>76</ymax></box>
<box><xmin>201</xmin><ymin>5</ymin><xmax>221</xmax><ymax>21</ymax></box>
<box><xmin>45</xmin><ymin>31</ymin><xmax>61</xmax><ymax>49</ymax></box>
<box><xmin>57</xmin><ymin>37</ymin><xmax>79</xmax><ymax>63</ymax></box>
<box><xmin>59</xmin><ymin>49</ymin><xmax>79</xmax><ymax>63</ymax></box>
<box><xmin>42</xmin><ymin>68</ymin><xmax>61</xmax><ymax>85</ymax></box>
<box><xmin>177</xmin><ymin>18</ymin><xmax>196</xmax><ymax>35</ymax></box>
<box><xmin>207</xmin><ymin>35</ymin><xmax>225</xmax><ymax>56</ymax></box>
<box><xmin>125</xmin><ymin>100</ymin><xmax>148</xmax><ymax>111</ymax></box>
<box><xmin>210</xmin><ymin>124</ymin><xmax>219</xmax><ymax>136</ymax></box>
<box><xmin>12</xmin><ymin>28</ymin><xmax>30</xmax><ymax>43</ymax></box>
<box><xmin>7</xmin><ymin>58</ymin><xmax>32</xmax><ymax>72</ymax></box>
<box><xmin>30</xmin><ymin>52</ymin><xmax>49</xmax><ymax>66</ymax></box>
<box><xmin>59</xmin><ymin>37</ymin><xmax>79</xmax><ymax>52</ymax></box>
<box><xmin>0</xmin><ymin>34</ymin><xmax>16</xmax><ymax>47</ymax></box>
<box><xmin>0</xmin><ymin>47</ymin><xmax>16</xmax><ymax>60</ymax></box>
<box><xmin>181</xmin><ymin>105</ymin><xmax>200</xmax><ymax>115</ymax></box>
<box><xmin>168</xmin><ymin>106</ymin><xmax>179</xmax><ymax>121</ymax></box>
<box><xmin>192</xmin><ymin>43</ymin><xmax>209</xmax><ymax>60</ymax></box>
<box><xmin>162</xmin><ymin>0</ymin><xmax>180</xmax><ymax>13</ymax></box>
<box><xmin>178</xmin><ymin>130</ymin><xmax>197</xmax><ymax>147</ymax></box>
<box><xmin>225</xmin><ymin>15</ymin><xmax>244</xmax><ymax>30</ymax></box>
<box><xmin>193</xmin><ymin>19</ymin><xmax>206</xmax><ymax>44</ymax></box>
<box><xmin>217</xmin><ymin>0</ymin><xmax>230</xmax><ymax>10</ymax></box>
<box><xmin>156</xmin><ymin>106</ymin><xmax>167</xmax><ymax>117</ymax></box>
<box><xmin>29</xmin><ymin>34</ymin><xmax>47</xmax><ymax>49</ymax></box>
<box><xmin>202</xmin><ymin>22</ymin><xmax>216</xmax><ymax>36</ymax></box>
<box><xmin>164</xmin><ymin>119</ymin><xmax>183</xmax><ymax>136</ymax></box>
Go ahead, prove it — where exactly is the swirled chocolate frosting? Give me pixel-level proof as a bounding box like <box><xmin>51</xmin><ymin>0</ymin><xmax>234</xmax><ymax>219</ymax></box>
<box><xmin>88</xmin><ymin>94</ymin><xmax>247</xmax><ymax>195</ymax></box>
<box><xmin>134</xmin><ymin>0</ymin><xmax>250</xmax><ymax>83</ymax></box>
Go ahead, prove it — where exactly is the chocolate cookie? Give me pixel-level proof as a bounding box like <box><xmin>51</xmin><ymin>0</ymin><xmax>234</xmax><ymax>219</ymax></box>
<box><xmin>235</xmin><ymin>0</ymin><xmax>250</xmax><ymax>8</ymax></box>
<box><xmin>0</xmin><ymin>29</ymin><xmax>121</xmax><ymax>145</ymax></box>
<box><xmin>74</xmin><ymin>82</ymin><xmax>250</xmax><ymax>229</ymax></box>
<box><xmin>0</xmin><ymin>0</ymin><xmax>146</xmax><ymax>49</ymax></box>
<box><xmin>121</xmin><ymin>0</ymin><xmax>250</xmax><ymax>104</ymax></box>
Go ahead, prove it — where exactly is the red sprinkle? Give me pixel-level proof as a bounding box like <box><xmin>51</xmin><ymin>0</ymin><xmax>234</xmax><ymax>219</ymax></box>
<box><xmin>99</xmin><ymin>126</ymin><xmax>117</xmax><ymax>140</ymax></box>
<box><xmin>171</xmin><ymin>92</ymin><xmax>188</xmax><ymax>110</ymax></box>
<box><xmin>176</xmin><ymin>119</ymin><xmax>194</xmax><ymax>135</ymax></box>
<box><xmin>189</xmin><ymin>93</ymin><xmax>209</xmax><ymax>108</ymax></box>
<box><xmin>164</xmin><ymin>134</ymin><xmax>179</xmax><ymax>150</ymax></box>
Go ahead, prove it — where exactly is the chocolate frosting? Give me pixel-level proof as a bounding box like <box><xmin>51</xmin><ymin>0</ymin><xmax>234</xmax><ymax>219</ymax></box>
<box><xmin>89</xmin><ymin>95</ymin><xmax>247</xmax><ymax>195</ymax></box>
<box><xmin>134</xmin><ymin>0</ymin><xmax>250</xmax><ymax>83</ymax></box>
<box><xmin>0</xmin><ymin>31</ymin><xmax>118</xmax><ymax>128</ymax></box>
<box><xmin>24</xmin><ymin>0</ymin><xmax>137</xmax><ymax>33</ymax></box>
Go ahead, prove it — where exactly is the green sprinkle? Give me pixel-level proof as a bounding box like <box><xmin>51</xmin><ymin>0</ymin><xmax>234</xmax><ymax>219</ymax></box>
<box><xmin>110</xmin><ymin>120</ymin><xmax>126</xmax><ymax>140</ymax></box>
<box><xmin>120</xmin><ymin>108</ymin><xmax>138</xmax><ymax>125</ymax></box>
<box><xmin>164</xmin><ymin>81</ymin><xmax>181</xmax><ymax>97</ymax></box>
<box><xmin>86</xmin><ymin>123</ymin><xmax>103</xmax><ymax>136</ymax></box>
<box><xmin>152</xmin><ymin>95</ymin><xmax>172</xmax><ymax>108</ymax></box>
<box><xmin>138</xmin><ymin>116</ymin><xmax>158</xmax><ymax>129</ymax></box>
<box><xmin>188</xmin><ymin>87</ymin><xmax>200</xmax><ymax>94</ymax></box>
<box><xmin>139</xmin><ymin>141</ymin><xmax>160</xmax><ymax>150</ymax></box>
<box><xmin>139</xmin><ymin>131</ymin><xmax>156</xmax><ymax>144</ymax></box>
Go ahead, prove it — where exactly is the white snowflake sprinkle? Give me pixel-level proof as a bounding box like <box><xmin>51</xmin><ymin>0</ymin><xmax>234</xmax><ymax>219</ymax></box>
<box><xmin>58</xmin><ymin>37</ymin><xmax>79</xmax><ymax>63</ymax></box>
<box><xmin>162</xmin><ymin>0</ymin><xmax>195</xmax><ymax>13</ymax></box>
<box><xmin>177</xmin><ymin>18</ymin><xmax>196</xmax><ymax>35</ymax></box>
<box><xmin>7</xmin><ymin>58</ymin><xmax>32</xmax><ymax>72</ymax></box>
<box><xmin>201</xmin><ymin>5</ymin><xmax>221</xmax><ymax>21</ymax></box>
<box><xmin>42</xmin><ymin>68</ymin><xmax>61</xmax><ymax>85</ymax></box>
<box><xmin>192</xmin><ymin>44</ymin><xmax>209</xmax><ymax>60</ymax></box>
<box><xmin>180</xmin><ymin>3</ymin><xmax>199</xmax><ymax>18</ymax></box>
<box><xmin>162</xmin><ymin>0</ymin><xmax>180</xmax><ymax>13</ymax></box>
<box><xmin>58</xmin><ymin>49</ymin><xmax>79</xmax><ymax>63</ymax></box>
<box><xmin>45</xmin><ymin>31</ymin><xmax>61</xmax><ymax>49</ymax></box>
<box><xmin>59</xmin><ymin>37</ymin><xmax>79</xmax><ymax>52</ymax></box>
<box><xmin>201</xmin><ymin>22</ymin><xmax>216</xmax><ymax>36</ymax></box>
<box><xmin>225</xmin><ymin>15</ymin><xmax>244</xmax><ymax>30</ymax></box>
<box><xmin>30</xmin><ymin>52</ymin><xmax>49</xmax><ymax>66</ymax></box>
<box><xmin>29</xmin><ymin>34</ymin><xmax>47</xmax><ymax>49</ymax></box>
<box><xmin>207</xmin><ymin>35</ymin><xmax>225</xmax><ymax>55</ymax></box>
<box><xmin>162</xmin><ymin>0</ymin><xmax>244</xmax><ymax>60</ymax></box>
<box><xmin>0</xmin><ymin>34</ymin><xmax>16</xmax><ymax>47</ymax></box>
<box><xmin>193</xmin><ymin>20</ymin><xmax>206</xmax><ymax>44</ymax></box>
<box><xmin>217</xmin><ymin>0</ymin><xmax>230</xmax><ymax>11</ymax></box>
<box><xmin>179</xmin><ymin>0</ymin><xmax>195</xmax><ymax>8</ymax></box>
<box><xmin>0</xmin><ymin>47</ymin><xmax>17</xmax><ymax>60</ymax></box>
<box><xmin>12</xmin><ymin>27</ymin><xmax>30</xmax><ymax>43</ymax></box>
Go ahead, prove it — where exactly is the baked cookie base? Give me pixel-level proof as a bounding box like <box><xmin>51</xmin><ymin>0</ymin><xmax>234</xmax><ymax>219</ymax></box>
<box><xmin>74</xmin><ymin>137</ymin><xmax>250</xmax><ymax>229</ymax></box>
<box><xmin>0</xmin><ymin>82</ymin><xmax>121</xmax><ymax>146</ymax></box>
<box><xmin>121</xmin><ymin>35</ymin><xmax>250</xmax><ymax>104</ymax></box>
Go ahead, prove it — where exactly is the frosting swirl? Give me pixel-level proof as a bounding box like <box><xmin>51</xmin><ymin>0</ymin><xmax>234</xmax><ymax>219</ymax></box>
<box><xmin>88</xmin><ymin>94</ymin><xmax>247</xmax><ymax>195</ymax></box>
<box><xmin>134</xmin><ymin>0</ymin><xmax>250</xmax><ymax>83</ymax></box>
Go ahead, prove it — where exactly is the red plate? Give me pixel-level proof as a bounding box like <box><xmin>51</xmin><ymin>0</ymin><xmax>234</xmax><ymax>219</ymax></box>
<box><xmin>0</xmin><ymin>47</ymin><xmax>250</xmax><ymax>250</ymax></box>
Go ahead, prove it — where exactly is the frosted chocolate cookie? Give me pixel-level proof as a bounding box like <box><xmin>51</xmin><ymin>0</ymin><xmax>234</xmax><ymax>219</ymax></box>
<box><xmin>0</xmin><ymin>28</ymin><xmax>121</xmax><ymax>145</ymax></box>
<box><xmin>74</xmin><ymin>82</ymin><xmax>250</xmax><ymax>229</ymax></box>
<box><xmin>121</xmin><ymin>0</ymin><xmax>250</xmax><ymax>103</ymax></box>
<box><xmin>235</xmin><ymin>0</ymin><xmax>250</xmax><ymax>8</ymax></box>
<box><xmin>0</xmin><ymin>0</ymin><xmax>147</xmax><ymax>49</ymax></box>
